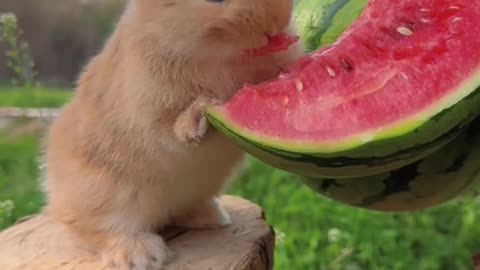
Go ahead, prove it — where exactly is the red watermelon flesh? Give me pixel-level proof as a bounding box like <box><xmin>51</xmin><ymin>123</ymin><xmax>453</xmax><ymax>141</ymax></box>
<box><xmin>213</xmin><ymin>0</ymin><xmax>480</xmax><ymax>152</ymax></box>
<box><xmin>243</xmin><ymin>33</ymin><xmax>300</xmax><ymax>57</ymax></box>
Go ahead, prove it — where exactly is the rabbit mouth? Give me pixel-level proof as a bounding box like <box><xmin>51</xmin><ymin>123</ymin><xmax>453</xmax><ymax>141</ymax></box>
<box><xmin>243</xmin><ymin>33</ymin><xmax>299</xmax><ymax>57</ymax></box>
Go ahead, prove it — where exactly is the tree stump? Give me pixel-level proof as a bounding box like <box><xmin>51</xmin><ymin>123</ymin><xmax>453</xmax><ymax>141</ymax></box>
<box><xmin>0</xmin><ymin>195</ymin><xmax>274</xmax><ymax>270</ymax></box>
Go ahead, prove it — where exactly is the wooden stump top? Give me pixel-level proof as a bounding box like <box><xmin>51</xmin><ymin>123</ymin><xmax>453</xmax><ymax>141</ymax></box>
<box><xmin>0</xmin><ymin>195</ymin><xmax>275</xmax><ymax>270</ymax></box>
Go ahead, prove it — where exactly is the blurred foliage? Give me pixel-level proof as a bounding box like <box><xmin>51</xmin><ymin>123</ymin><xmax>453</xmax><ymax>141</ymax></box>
<box><xmin>0</xmin><ymin>13</ymin><xmax>37</xmax><ymax>88</ymax></box>
<box><xmin>0</xmin><ymin>86</ymin><xmax>71</xmax><ymax>107</ymax></box>
<box><xmin>0</xmin><ymin>133</ymin><xmax>43</xmax><ymax>230</ymax></box>
<box><xmin>0</xmin><ymin>0</ymin><xmax>125</xmax><ymax>87</ymax></box>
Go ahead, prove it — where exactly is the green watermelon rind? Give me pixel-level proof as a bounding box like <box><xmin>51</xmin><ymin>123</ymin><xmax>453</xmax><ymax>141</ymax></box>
<box><xmin>293</xmin><ymin>0</ymin><xmax>368</xmax><ymax>52</ymax></box>
<box><xmin>301</xmin><ymin>117</ymin><xmax>480</xmax><ymax>212</ymax></box>
<box><xmin>208</xmin><ymin>114</ymin><xmax>465</xmax><ymax>178</ymax></box>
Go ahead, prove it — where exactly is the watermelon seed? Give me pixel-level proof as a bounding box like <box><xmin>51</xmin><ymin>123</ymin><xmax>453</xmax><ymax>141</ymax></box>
<box><xmin>340</xmin><ymin>58</ymin><xmax>353</xmax><ymax>72</ymax></box>
<box><xmin>419</xmin><ymin>8</ymin><xmax>430</xmax><ymax>13</ymax></box>
<box><xmin>396</xmin><ymin>26</ymin><xmax>414</xmax><ymax>36</ymax></box>
<box><xmin>295</xmin><ymin>80</ymin><xmax>304</xmax><ymax>92</ymax></box>
<box><xmin>325</xmin><ymin>66</ymin><xmax>337</xmax><ymax>78</ymax></box>
<box><xmin>449</xmin><ymin>6</ymin><xmax>461</xmax><ymax>10</ymax></box>
<box><xmin>453</xmin><ymin>17</ymin><xmax>463</xmax><ymax>23</ymax></box>
<box><xmin>420</xmin><ymin>18</ymin><xmax>431</xmax><ymax>23</ymax></box>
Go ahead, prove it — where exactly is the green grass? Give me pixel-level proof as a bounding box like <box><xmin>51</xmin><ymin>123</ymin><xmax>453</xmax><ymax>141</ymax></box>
<box><xmin>232</xmin><ymin>160</ymin><xmax>480</xmax><ymax>270</ymax></box>
<box><xmin>0</xmin><ymin>133</ymin><xmax>44</xmax><ymax>229</ymax></box>
<box><xmin>0</xmin><ymin>86</ymin><xmax>72</xmax><ymax>107</ymax></box>
<box><xmin>0</xmin><ymin>90</ymin><xmax>480</xmax><ymax>269</ymax></box>
<box><xmin>0</xmin><ymin>85</ymin><xmax>68</xmax><ymax>228</ymax></box>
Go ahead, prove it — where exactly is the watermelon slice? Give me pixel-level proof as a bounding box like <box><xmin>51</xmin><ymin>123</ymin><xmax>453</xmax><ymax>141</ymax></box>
<box><xmin>207</xmin><ymin>0</ymin><xmax>480</xmax><ymax>178</ymax></box>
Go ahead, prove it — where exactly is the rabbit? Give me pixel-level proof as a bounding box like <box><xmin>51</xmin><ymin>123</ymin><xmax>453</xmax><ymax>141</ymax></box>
<box><xmin>41</xmin><ymin>0</ymin><xmax>304</xmax><ymax>269</ymax></box>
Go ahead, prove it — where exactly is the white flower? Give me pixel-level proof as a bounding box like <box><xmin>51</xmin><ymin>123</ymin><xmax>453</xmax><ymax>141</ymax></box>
<box><xmin>0</xmin><ymin>13</ymin><xmax>17</xmax><ymax>26</ymax></box>
<box><xmin>274</xmin><ymin>228</ymin><xmax>286</xmax><ymax>243</ymax></box>
<box><xmin>328</xmin><ymin>228</ymin><xmax>342</xmax><ymax>243</ymax></box>
<box><xmin>0</xmin><ymin>200</ymin><xmax>15</xmax><ymax>217</ymax></box>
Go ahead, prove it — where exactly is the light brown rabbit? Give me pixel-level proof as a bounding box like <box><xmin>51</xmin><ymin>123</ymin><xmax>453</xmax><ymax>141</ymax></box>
<box><xmin>41</xmin><ymin>0</ymin><xmax>304</xmax><ymax>269</ymax></box>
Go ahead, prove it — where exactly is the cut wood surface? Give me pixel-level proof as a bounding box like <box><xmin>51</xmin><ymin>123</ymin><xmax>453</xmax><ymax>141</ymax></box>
<box><xmin>0</xmin><ymin>195</ymin><xmax>275</xmax><ymax>270</ymax></box>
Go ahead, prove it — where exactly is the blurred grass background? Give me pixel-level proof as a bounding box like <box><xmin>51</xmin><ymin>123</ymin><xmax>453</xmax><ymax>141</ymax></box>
<box><xmin>0</xmin><ymin>0</ymin><xmax>480</xmax><ymax>270</ymax></box>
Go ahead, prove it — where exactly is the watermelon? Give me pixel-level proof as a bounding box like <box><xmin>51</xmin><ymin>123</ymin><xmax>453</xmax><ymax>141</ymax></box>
<box><xmin>293</xmin><ymin>0</ymin><xmax>368</xmax><ymax>51</ymax></box>
<box><xmin>207</xmin><ymin>0</ymin><xmax>480</xmax><ymax>178</ymax></box>
<box><xmin>243</xmin><ymin>33</ymin><xmax>300</xmax><ymax>57</ymax></box>
<box><xmin>302</xmin><ymin>116</ymin><xmax>480</xmax><ymax>212</ymax></box>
